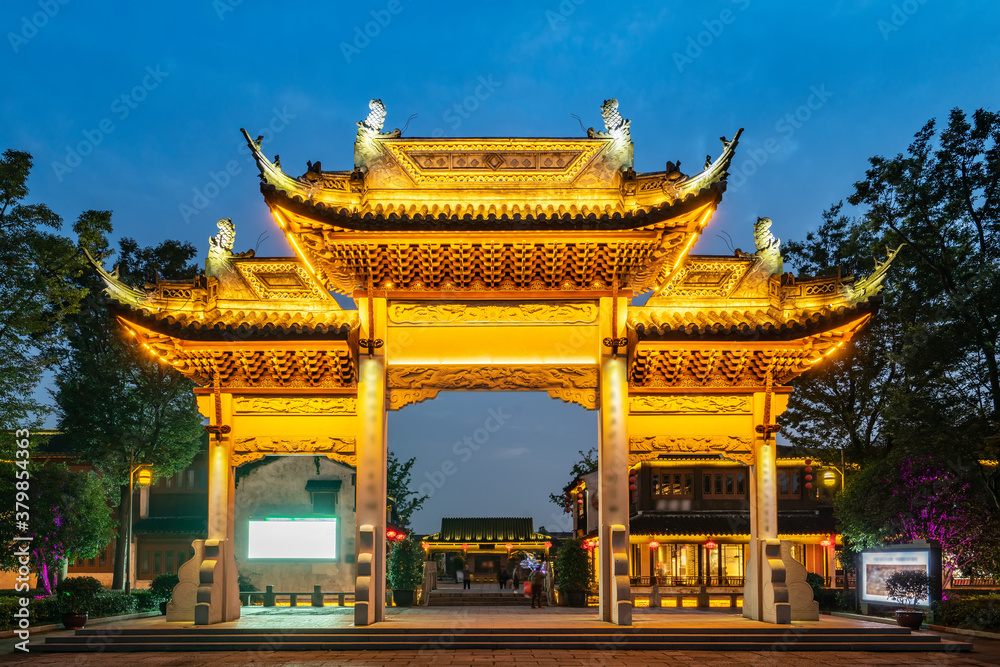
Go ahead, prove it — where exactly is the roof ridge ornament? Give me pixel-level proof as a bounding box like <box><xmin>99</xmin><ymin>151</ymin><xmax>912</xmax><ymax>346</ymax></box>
<box><xmin>355</xmin><ymin>98</ymin><xmax>401</xmax><ymax>172</ymax></box>
<box><xmin>754</xmin><ymin>216</ymin><xmax>783</xmax><ymax>275</ymax></box>
<box><xmin>845</xmin><ymin>243</ymin><xmax>905</xmax><ymax>303</ymax></box>
<box><xmin>587</xmin><ymin>98</ymin><xmax>631</xmax><ymax>144</ymax></box>
<box><xmin>82</xmin><ymin>247</ymin><xmax>151</xmax><ymax>307</ymax></box>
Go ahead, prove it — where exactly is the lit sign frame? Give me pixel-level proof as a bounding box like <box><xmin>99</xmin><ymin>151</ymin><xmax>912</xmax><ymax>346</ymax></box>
<box><xmin>859</xmin><ymin>541</ymin><xmax>941</xmax><ymax>609</ymax></box>
<box><xmin>247</xmin><ymin>517</ymin><xmax>339</xmax><ymax>561</ymax></box>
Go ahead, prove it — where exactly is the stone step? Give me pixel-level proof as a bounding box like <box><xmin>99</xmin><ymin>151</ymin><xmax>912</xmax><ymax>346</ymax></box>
<box><xmin>38</xmin><ymin>627</ymin><xmax>972</xmax><ymax>653</ymax></box>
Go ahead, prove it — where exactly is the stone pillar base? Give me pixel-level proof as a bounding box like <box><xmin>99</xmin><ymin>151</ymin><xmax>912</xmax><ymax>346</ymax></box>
<box><xmin>168</xmin><ymin>539</ymin><xmax>240</xmax><ymax>624</ymax></box>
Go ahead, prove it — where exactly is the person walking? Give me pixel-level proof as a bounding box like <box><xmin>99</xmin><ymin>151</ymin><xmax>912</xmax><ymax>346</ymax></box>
<box><xmin>531</xmin><ymin>565</ymin><xmax>545</xmax><ymax>608</ymax></box>
<box><xmin>462</xmin><ymin>564</ymin><xmax>471</xmax><ymax>590</ymax></box>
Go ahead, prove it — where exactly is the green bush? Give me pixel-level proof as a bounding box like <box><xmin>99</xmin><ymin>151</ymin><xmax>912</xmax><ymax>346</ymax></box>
<box><xmin>238</xmin><ymin>571</ymin><xmax>258</xmax><ymax>593</ymax></box>
<box><xmin>814</xmin><ymin>588</ymin><xmax>852</xmax><ymax>611</ymax></box>
<box><xmin>554</xmin><ymin>538</ymin><xmax>592</xmax><ymax>593</ymax></box>
<box><xmin>387</xmin><ymin>537</ymin><xmax>424</xmax><ymax>591</ymax></box>
<box><xmin>56</xmin><ymin>576</ymin><xmax>103</xmax><ymax>613</ymax></box>
<box><xmin>805</xmin><ymin>572</ymin><xmax>825</xmax><ymax>595</ymax></box>
<box><xmin>89</xmin><ymin>591</ymin><xmax>138</xmax><ymax>617</ymax></box>
<box><xmin>131</xmin><ymin>590</ymin><xmax>159</xmax><ymax>612</ymax></box>
<box><xmin>935</xmin><ymin>595</ymin><xmax>1000</xmax><ymax>630</ymax></box>
<box><xmin>0</xmin><ymin>596</ymin><xmax>61</xmax><ymax>630</ymax></box>
<box><xmin>149</xmin><ymin>573</ymin><xmax>179</xmax><ymax>600</ymax></box>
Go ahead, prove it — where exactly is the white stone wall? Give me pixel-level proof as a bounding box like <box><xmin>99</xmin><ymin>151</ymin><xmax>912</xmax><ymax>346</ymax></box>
<box><xmin>234</xmin><ymin>456</ymin><xmax>356</xmax><ymax>594</ymax></box>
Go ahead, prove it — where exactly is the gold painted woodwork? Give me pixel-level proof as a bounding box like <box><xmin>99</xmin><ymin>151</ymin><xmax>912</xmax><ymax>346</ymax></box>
<box><xmin>629</xmin><ymin>395</ymin><xmax>751</xmax><ymax>414</ymax></box>
<box><xmin>386</xmin><ymin>301</ymin><xmax>599</xmax><ymax>325</ymax></box>
<box><xmin>232</xmin><ymin>397</ymin><xmax>356</xmax><ymax>414</ymax></box>
<box><xmin>233</xmin><ymin>436</ymin><xmax>357</xmax><ymax>467</ymax></box>
<box><xmin>628</xmin><ymin>435</ymin><xmax>754</xmax><ymax>466</ymax></box>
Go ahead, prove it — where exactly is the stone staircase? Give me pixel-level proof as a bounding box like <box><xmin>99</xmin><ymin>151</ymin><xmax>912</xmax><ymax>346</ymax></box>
<box><xmin>427</xmin><ymin>589</ymin><xmax>542</xmax><ymax>606</ymax></box>
<box><xmin>39</xmin><ymin>625</ymin><xmax>972</xmax><ymax>652</ymax></box>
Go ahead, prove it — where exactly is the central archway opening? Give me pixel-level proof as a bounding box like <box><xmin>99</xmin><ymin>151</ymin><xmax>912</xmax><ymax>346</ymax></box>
<box><xmin>387</xmin><ymin>391</ymin><xmax>596</xmax><ymax>599</ymax></box>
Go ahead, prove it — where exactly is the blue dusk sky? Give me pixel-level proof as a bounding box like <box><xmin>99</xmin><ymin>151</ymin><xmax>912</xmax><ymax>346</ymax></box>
<box><xmin>4</xmin><ymin>1</ymin><xmax>998</xmax><ymax>533</ymax></box>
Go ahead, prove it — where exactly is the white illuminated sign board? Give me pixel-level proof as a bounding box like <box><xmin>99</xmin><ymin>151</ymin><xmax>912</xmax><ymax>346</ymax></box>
<box><xmin>248</xmin><ymin>518</ymin><xmax>338</xmax><ymax>560</ymax></box>
<box><xmin>860</xmin><ymin>549</ymin><xmax>930</xmax><ymax>606</ymax></box>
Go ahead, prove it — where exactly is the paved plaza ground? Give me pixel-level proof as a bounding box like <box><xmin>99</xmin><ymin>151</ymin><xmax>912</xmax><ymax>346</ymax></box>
<box><xmin>3</xmin><ymin>604</ymin><xmax>999</xmax><ymax>666</ymax></box>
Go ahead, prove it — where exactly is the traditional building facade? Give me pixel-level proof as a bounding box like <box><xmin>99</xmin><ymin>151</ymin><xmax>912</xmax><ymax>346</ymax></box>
<box><xmin>90</xmin><ymin>98</ymin><xmax>894</xmax><ymax>626</ymax></box>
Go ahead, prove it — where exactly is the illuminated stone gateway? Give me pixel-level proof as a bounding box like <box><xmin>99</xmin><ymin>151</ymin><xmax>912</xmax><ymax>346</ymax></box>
<box><xmin>93</xmin><ymin>99</ymin><xmax>895</xmax><ymax>627</ymax></box>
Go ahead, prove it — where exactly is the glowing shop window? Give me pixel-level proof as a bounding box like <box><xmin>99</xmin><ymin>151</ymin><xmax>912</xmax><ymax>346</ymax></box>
<box><xmin>248</xmin><ymin>518</ymin><xmax>338</xmax><ymax>560</ymax></box>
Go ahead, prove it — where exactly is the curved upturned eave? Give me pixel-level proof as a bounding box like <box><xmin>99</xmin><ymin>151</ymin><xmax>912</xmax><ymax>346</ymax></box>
<box><xmin>630</xmin><ymin>299</ymin><xmax>879</xmax><ymax>343</ymax></box>
<box><xmin>261</xmin><ymin>179</ymin><xmax>724</xmax><ymax>233</ymax></box>
<box><xmin>112</xmin><ymin>304</ymin><xmax>355</xmax><ymax>343</ymax></box>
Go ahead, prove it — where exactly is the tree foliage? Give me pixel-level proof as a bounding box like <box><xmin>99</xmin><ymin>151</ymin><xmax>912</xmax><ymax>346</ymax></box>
<box><xmin>0</xmin><ymin>150</ymin><xmax>99</xmax><ymax>433</ymax></box>
<box><xmin>0</xmin><ymin>462</ymin><xmax>115</xmax><ymax>594</ymax></box>
<box><xmin>783</xmin><ymin>108</ymin><xmax>1000</xmax><ymax>576</ymax></box>
<box><xmin>55</xmin><ymin>229</ymin><xmax>204</xmax><ymax>588</ymax></box>
<box><xmin>386</xmin><ymin>451</ymin><xmax>427</xmax><ymax>529</ymax></box>
<box><xmin>548</xmin><ymin>447</ymin><xmax>597</xmax><ymax>509</ymax></box>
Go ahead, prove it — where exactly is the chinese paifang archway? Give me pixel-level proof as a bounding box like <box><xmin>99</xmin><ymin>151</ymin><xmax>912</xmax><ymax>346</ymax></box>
<box><xmin>92</xmin><ymin>99</ymin><xmax>897</xmax><ymax>627</ymax></box>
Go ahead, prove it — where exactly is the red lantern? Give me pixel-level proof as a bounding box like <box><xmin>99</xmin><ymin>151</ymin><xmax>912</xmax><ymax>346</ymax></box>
<box><xmin>649</xmin><ymin>540</ymin><xmax>660</xmax><ymax>550</ymax></box>
<box><xmin>396</xmin><ymin>532</ymin><xmax>406</xmax><ymax>541</ymax></box>
<box><xmin>544</xmin><ymin>542</ymin><xmax>552</xmax><ymax>549</ymax></box>
<box><xmin>461</xmin><ymin>543</ymin><xmax>468</xmax><ymax>551</ymax></box>
<box><xmin>804</xmin><ymin>458</ymin><xmax>812</xmax><ymax>466</ymax></box>
<box><xmin>805</xmin><ymin>474</ymin><xmax>813</xmax><ymax>482</ymax></box>
<box><xmin>820</xmin><ymin>536</ymin><xmax>832</xmax><ymax>548</ymax></box>
<box><xmin>505</xmin><ymin>543</ymin><xmax>513</xmax><ymax>551</ymax></box>
<box><xmin>704</xmin><ymin>538</ymin><xmax>718</xmax><ymax>550</ymax></box>
<box><xmin>386</xmin><ymin>529</ymin><xmax>397</xmax><ymax>540</ymax></box>
<box><xmin>805</xmin><ymin>482</ymin><xmax>813</xmax><ymax>489</ymax></box>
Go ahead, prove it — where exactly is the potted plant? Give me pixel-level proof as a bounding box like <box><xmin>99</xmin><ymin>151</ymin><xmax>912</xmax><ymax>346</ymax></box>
<box><xmin>555</xmin><ymin>538</ymin><xmax>592</xmax><ymax>607</ymax></box>
<box><xmin>387</xmin><ymin>536</ymin><xmax>424</xmax><ymax>606</ymax></box>
<box><xmin>56</xmin><ymin>576</ymin><xmax>103</xmax><ymax>629</ymax></box>
<box><xmin>885</xmin><ymin>569</ymin><xmax>930</xmax><ymax>629</ymax></box>
<box><xmin>149</xmin><ymin>573</ymin><xmax>180</xmax><ymax>615</ymax></box>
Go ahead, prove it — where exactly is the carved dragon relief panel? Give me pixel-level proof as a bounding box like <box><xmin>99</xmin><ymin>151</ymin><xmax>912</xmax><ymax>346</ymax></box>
<box><xmin>629</xmin><ymin>395</ymin><xmax>751</xmax><ymax>414</ymax></box>
<box><xmin>233</xmin><ymin>397</ymin><xmax>357</xmax><ymax>415</ymax></box>
<box><xmin>628</xmin><ymin>435</ymin><xmax>754</xmax><ymax>466</ymax></box>
<box><xmin>387</xmin><ymin>302</ymin><xmax>599</xmax><ymax>325</ymax></box>
<box><xmin>233</xmin><ymin>436</ymin><xmax>357</xmax><ymax>467</ymax></box>
<box><xmin>387</xmin><ymin>365</ymin><xmax>598</xmax><ymax>411</ymax></box>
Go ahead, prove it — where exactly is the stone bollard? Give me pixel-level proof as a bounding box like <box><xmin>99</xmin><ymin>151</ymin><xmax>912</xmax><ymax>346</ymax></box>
<box><xmin>650</xmin><ymin>583</ymin><xmax>661</xmax><ymax>608</ymax></box>
<box><xmin>264</xmin><ymin>585</ymin><xmax>276</xmax><ymax>607</ymax></box>
<box><xmin>696</xmin><ymin>585</ymin><xmax>710</xmax><ymax>608</ymax></box>
<box><xmin>312</xmin><ymin>585</ymin><xmax>324</xmax><ymax>607</ymax></box>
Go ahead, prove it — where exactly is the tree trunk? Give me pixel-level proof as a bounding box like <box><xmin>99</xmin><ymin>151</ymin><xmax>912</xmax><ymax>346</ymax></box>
<box><xmin>111</xmin><ymin>483</ymin><xmax>129</xmax><ymax>590</ymax></box>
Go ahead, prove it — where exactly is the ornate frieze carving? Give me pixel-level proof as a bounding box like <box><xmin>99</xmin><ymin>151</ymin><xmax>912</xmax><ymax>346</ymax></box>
<box><xmin>233</xmin><ymin>397</ymin><xmax>357</xmax><ymax>415</ymax></box>
<box><xmin>387</xmin><ymin>302</ymin><xmax>598</xmax><ymax>325</ymax></box>
<box><xmin>388</xmin><ymin>388</ymin><xmax>440</xmax><ymax>411</ymax></box>
<box><xmin>387</xmin><ymin>366</ymin><xmax>598</xmax><ymax>391</ymax></box>
<box><xmin>230</xmin><ymin>452</ymin><xmax>266</xmax><ymax>467</ymax></box>
<box><xmin>547</xmin><ymin>388</ymin><xmax>598</xmax><ymax>410</ymax></box>
<box><xmin>629</xmin><ymin>395</ymin><xmax>750</xmax><ymax>414</ymax></box>
<box><xmin>234</xmin><ymin>436</ymin><xmax>357</xmax><ymax>466</ymax></box>
<box><xmin>628</xmin><ymin>435</ymin><xmax>753</xmax><ymax>466</ymax></box>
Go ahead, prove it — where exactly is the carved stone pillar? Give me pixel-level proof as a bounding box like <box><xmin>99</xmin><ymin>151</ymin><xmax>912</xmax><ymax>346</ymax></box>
<box><xmin>189</xmin><ymin>391</ymin><xmax>240</xmax><ymax>624</ymax></box>
<box><xmin>355</xmin><ymin>295</ymin><xmax>387</xmax><ymax>626</ymax></box>
<box><xmin>743</xmin><ymin>391</ymin><xmax>790</xmax><ymax>624</ymax></box>
<box><xmin>598</xmin><ymin>356</ymin><xmax>632</xmax><ymax>625</ymax></box>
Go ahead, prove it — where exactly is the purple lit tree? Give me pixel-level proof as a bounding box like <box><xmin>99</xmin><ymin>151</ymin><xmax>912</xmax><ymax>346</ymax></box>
<box><xmin>0</xmin><ymin>462</ymin><xmax>114</xmax><ymax>594</ymax></box>
<box><xmin>836</xmin><ymin>453</ymin><xmax>998</xmax><ymax>585</ymax></box>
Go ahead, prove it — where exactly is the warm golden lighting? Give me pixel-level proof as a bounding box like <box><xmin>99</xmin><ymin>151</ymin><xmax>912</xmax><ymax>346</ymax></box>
<box><xmin>136</xmin><ymin>468</ymin><xmax>153</xmax><ymax>487</ymax></box>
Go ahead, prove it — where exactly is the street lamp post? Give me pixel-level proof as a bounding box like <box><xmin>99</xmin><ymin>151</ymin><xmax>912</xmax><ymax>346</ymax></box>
<box><xmin>124</xmin><ymin>451</ymin><xmax>153</xmax><ymax>595</ymax></box>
